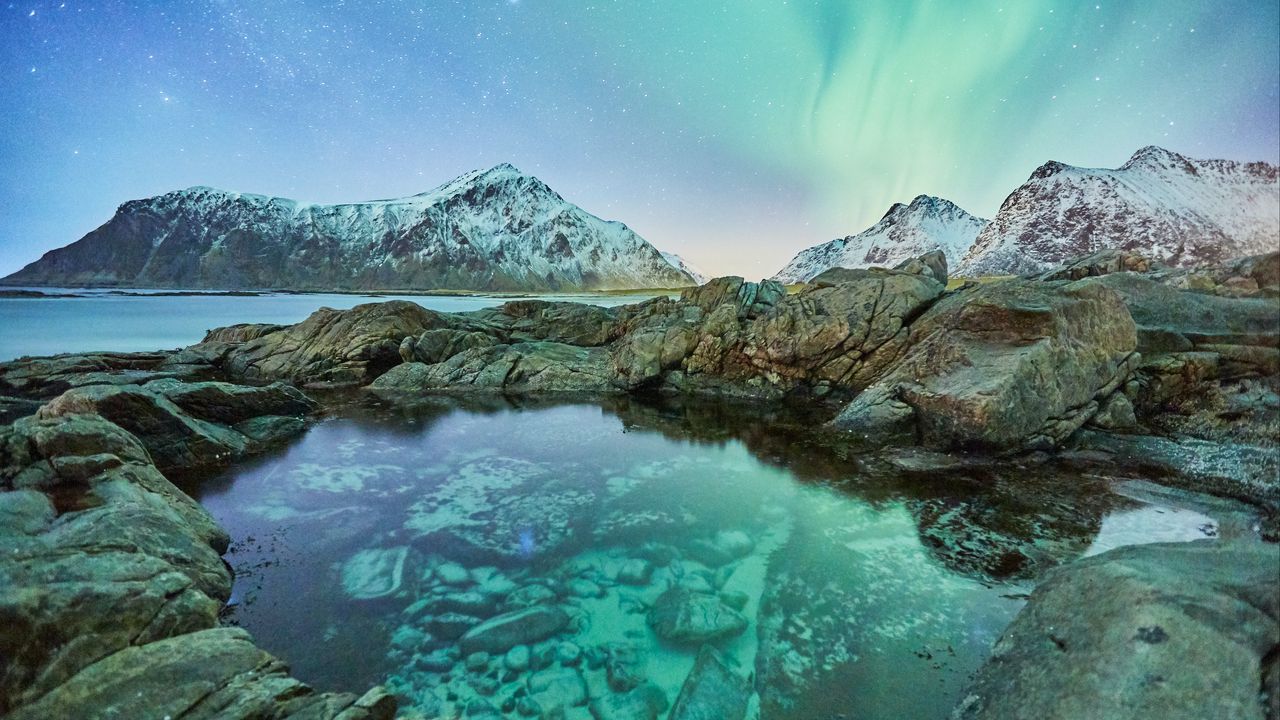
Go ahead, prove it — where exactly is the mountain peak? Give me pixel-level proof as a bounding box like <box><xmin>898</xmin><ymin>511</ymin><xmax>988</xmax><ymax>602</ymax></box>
<box><xmin>1121</xmin><ymin>145</ymin><xmax>1190</xmax><ymax>171</ymax></box>
<box><xmin>773</xmin><ymin>195</ymin><xmax>987</xmax><ymax>283</ymax></box>
<box><xmin>1030</xmin><ymin>160</ymin><xmax>1070</xmax><ymax>181</ymax></box>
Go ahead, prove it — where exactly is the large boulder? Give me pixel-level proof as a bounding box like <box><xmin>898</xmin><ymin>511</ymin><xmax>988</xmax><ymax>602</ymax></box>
<box><xmin>894</xmin><ymin>248</ymin><xmax>949</xmax><ymax>285</ymax></box>
<box><xmin>832</xmin><ymin>279</ymin><xmax>1139</xmax><ymax>450</ymax></box>
<box><xmin>223</xmin><ymin>300</ymin><xmax>448</xmax><ymax>384</ymax></box>
<box><xmin>954</xmin><ymin>540</ymin><xmax>1280</xmax><ymax>720</ymax></box>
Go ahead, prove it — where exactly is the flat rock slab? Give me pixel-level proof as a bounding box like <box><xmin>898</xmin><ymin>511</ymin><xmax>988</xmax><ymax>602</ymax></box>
<box><xmin>341</xmin><ymin>546</ymin><xmax>409</xmax><ymax>600</ymax></box>
<box><xmin>955</xmin><ymin>539</ymin><xmax>1280</xmax><ymax>720</ymax></box>
<box><xmin>458</xmin><ymin>605</ymin><xmax>570</xmax><ymax>655</ymax></box>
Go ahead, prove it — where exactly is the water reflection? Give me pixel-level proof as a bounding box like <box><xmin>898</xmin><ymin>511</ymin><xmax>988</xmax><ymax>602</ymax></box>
<box><xmin>186</xmin><ymin>393</ymin><xmax>1217</xmax><ymax>720</ymax></box>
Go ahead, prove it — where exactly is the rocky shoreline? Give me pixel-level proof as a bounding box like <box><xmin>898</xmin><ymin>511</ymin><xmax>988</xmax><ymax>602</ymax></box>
<box><xmin>1</xmin><ymin>249</ymin><xmax>1277</xmax><ymax>718</ymax></box>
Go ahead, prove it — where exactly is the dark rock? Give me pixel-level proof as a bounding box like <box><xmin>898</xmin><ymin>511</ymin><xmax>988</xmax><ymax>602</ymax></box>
<box><xmin>668</xmin><ymin>646</ymin><xmax>750</xmax><ymax>720</ymax></box>
<box><xmin>647</xmin><ymin>588</ymin><xmax>748</xmax><ymax>644</ymax></box>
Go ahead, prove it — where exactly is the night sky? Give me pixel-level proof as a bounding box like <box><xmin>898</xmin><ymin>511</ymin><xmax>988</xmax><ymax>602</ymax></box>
<box><xmin>2</xmin><ymin>1</ymin><xmax>1277</xmax><ymax>279</ymax></box>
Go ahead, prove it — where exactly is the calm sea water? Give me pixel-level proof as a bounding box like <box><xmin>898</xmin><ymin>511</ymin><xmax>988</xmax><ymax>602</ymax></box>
<box><xmin>0</xmin><ymin>289</ymin><xmax>658</xmax><ymax>361</ymax></box>
<box><xmin>184</xmin><ymin>395</ymin><xmax>1219</xmax><ymax>720</ymax></box>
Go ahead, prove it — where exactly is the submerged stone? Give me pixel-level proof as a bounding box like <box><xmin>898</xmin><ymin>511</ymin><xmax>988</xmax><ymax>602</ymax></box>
<box><xmin>647</xmin><ymin>588</ymin><xmax>748</xmax><ymax>644</ymax></box>
<box><xmin>669</xmin><ymin>646</ymin><xmax>751</xmax><ymax>720</ymax></box>
<box><xmin>526</xmin><ymin>667</ymin><xmax>586</xmax><ymax>713</ymax></box>
<box><xmin>459</xmin><ymin>605</ymin><xmax>571</xmax><ymax>655</ymax></box>
<box><xmin>340</xmin><ymin>546</ymin><xmax>409</xmax><ymax>600</ymax></box>
<box><xmin>588</xmin><ymin>682</ymin><xmax>669</xmax><ymax>720</ymax></box>
<box><xmin>615</xmin><ymin>558</ymin><xmax>653</xmax><ymax>585</ymax></box>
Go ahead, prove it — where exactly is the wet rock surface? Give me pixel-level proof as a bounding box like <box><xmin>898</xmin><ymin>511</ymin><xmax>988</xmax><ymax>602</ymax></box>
<box><xmin>955</xmin><ymin>540</ymin><xmax>1280</xmax><ymax>720</ymax></box>
<box><xmin>0</xmin><ymin>372</ymin><xmax>389</xmax><ymax>717</ymax></box>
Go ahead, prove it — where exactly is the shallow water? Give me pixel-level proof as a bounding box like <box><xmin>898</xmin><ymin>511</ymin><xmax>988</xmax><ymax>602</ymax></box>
<box><xmin>187</xmin><ymin>395</ymin><xmax>1217</xmax><ymax>720</ymax></box>
<box><xmin>0</xmin><ymin>289</ymin><xmax>657</xmax><ymax>361</ymax></box>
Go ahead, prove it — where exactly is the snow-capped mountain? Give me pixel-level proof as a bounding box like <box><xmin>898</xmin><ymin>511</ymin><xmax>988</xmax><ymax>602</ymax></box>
<box><xmin>772</xmin><ymin>195</ymin><xmax>987</xmax><ymax>284</ymax></box>
<box><xmin>660</xmin><ymin>251</ymin><xmax>710</xmax><ymax>285</ymax></box>
<box><xmin>957</xmin><ymin>146</ymin><xmax>1280</xmax><ymax>276</ymax></box>
<box><xmin>3</xmin><ymin>164</ymin><xmax>696</xmax><ymax>292</ymax></box>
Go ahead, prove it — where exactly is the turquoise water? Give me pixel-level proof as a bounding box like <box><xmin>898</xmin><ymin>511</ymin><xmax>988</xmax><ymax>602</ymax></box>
<box><xmin>188</xmin><ymin>395</ymin><xmax>1218</xmax><ymax>720</ymax></box>
<box><xmin>0</xmin><ymin>290</ymin><xmax>657</xmax><ymax>361</ymax></box>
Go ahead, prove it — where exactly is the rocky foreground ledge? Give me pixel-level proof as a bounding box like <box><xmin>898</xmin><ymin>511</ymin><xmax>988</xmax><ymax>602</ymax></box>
<box><xmin>0</xmin><ymin>249</ymin><xmax>1277</xmax><ymax>718</ymax></box>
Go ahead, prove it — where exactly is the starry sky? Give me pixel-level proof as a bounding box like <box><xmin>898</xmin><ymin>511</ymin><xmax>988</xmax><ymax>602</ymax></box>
<box><xmin>2</xmin><ymin>1</ymin><xmax>1277</xmax><ymax>280</ymax></box>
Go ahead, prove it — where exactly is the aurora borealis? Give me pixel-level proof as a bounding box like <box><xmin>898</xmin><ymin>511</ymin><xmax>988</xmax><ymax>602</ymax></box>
<box><xmin>2</xmin><ymin>1</ymin><xmax>1277</xmax><ymax>278</ymax></box>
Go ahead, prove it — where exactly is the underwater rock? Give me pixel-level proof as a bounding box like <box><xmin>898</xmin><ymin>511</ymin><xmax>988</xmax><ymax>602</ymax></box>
<box><xmin>568</xmin><ymin>578</ymin><xmax>606</xmax><ymax>598</ymax></box>
<box><xmin>459</xmin><ymin>605</ymin><xmax>571</xmax><ymax>655</ymax></box>
<box><xmin>603</xmin><ymin>643</ymin><xmax>649</xmax><ymax>693</ymax></box>
<box><xmin>955</xmin><ymin>540</ymin><xmax>1280</xmax><ymax>720</ymax></box>
<box><xmin>526</xmin><ymin>667</ymin><xmax>587</xmax><ymax>713</ymax></box>
<box><xmin>424</xmin><ymin>613</ymin><xmax>483</xmax><ymax>641</ymax></box>
<box><xmin>340</xmin><ymin>546</ymin><xmax>409</xmax><ymax>600</ymax></box>
<box><xmin>435</xmin><ymin>561</ymin><xmax>473</xmax><ymax>586</ymax></box>
<box><xmin>464</xmin><ymin>651</ymin><xmax>490</xmax><ymax>673</ymax></box>
<box><xmin>588</xmin><ymin>682</ymin><xmax>669</xmax><ymax>720</ymax></box>
<box><xmin>556</xmin><ymin>641</ymin><xmax>582</xmax><ymax>666</ymax></box>
<box><xmin>506</xmin><ymin>583</ymin><xmax>559</xmax><ymax>609</ymax></box>
<box><xmin>668</xmin><ymin>646</ymin><xmax>751</xmax><ymax>720</ymax></box>
<box><xmin>647</xmin><ymin>589</ymin><xmax>747</xmax><ymax>644</ymax></box>
<box><xmin>503</xmin><ymin>645</ymin><xmax>531</xmax><ymax>672</ymax></box>
<box><xmin>615</xmin><ymin>558</ymin><xmax>653</xmax><ymax>585</ymax></box>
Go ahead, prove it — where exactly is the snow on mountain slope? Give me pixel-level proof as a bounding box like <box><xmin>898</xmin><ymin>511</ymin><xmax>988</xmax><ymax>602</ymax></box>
<box><xmin>3</xmin><ymin>164</ymin><xmax>696</xmax><ymax>292</ymax></box>
<box><xmin>772</xmin><ymin>195</ymin><xmax>987</xmax><ymax>284</ymax></box>
<box><xmin>660</xmin><ymin>251</ymin><xmax>710</xmax><ymax>285</ymax></box>
<box><xmin>956</xmin><ymin>146</ymin><xmax>1280</xmax><ymax>277</ymax></box>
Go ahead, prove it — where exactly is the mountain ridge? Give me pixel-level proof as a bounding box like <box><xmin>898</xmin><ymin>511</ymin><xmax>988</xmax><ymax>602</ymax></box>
<box><xmin>957</xmin><ymin>146</ymin><xmax>1280</xmax><ymax>276</ymax></box>
<box><xmin>3</xmin><ymin>164</ymin><xmax>696</xmax><ymax>292</ymax></box>
<box><xmin>772</xmin><ymin>194</ymin><xmax>987</xmax><ymax>284</ymax></box>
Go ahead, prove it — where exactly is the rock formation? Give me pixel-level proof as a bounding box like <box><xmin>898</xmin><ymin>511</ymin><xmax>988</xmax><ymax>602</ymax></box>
<box><xmin>0</xmin><ymin>376</ymin><xmax>394</xmax><ymax>718</ymax></box>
